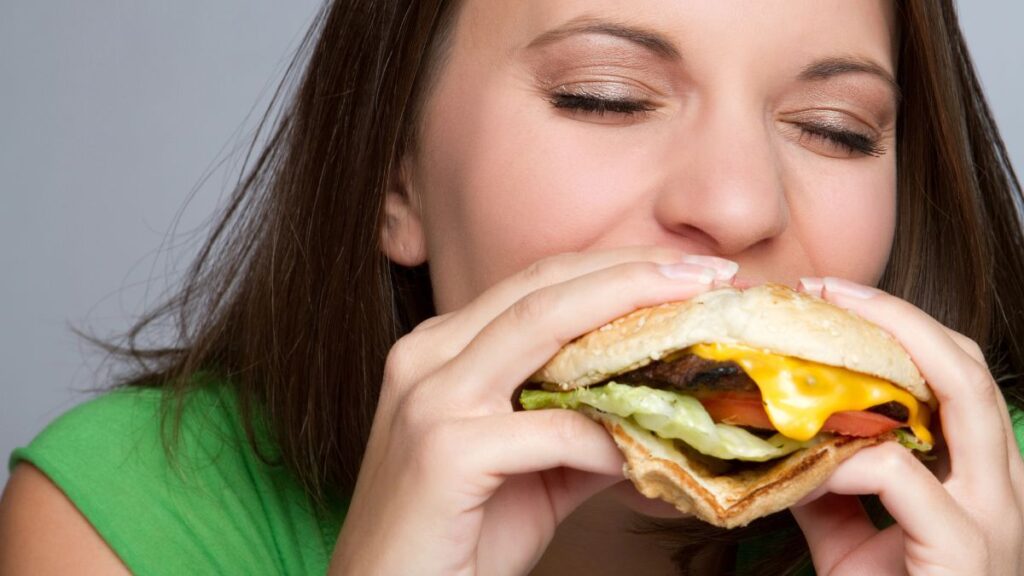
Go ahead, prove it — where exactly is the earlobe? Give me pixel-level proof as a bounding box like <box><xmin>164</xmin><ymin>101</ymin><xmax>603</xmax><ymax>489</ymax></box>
<box><xmin>381</xmin><ymin>160</ymin><xmax>427</xmax><ymax>267</ymax></box>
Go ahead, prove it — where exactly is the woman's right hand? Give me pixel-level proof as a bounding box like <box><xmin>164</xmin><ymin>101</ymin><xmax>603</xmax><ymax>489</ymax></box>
<box><xmin>329</xmin><ymin>247</ymin><xmax>738</xmax><ymax>576</ymax></box>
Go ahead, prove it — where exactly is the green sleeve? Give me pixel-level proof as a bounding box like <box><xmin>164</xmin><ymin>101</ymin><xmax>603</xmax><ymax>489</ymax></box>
<box><xmin>8</xmin><ymin>382</ymin><xmax>343</xmax><ymax>575</ymax></box>
<box><xmin>1011</xmin><ymin>403</ymin><xmax>1024</xmax><ymax>458</ymax></box>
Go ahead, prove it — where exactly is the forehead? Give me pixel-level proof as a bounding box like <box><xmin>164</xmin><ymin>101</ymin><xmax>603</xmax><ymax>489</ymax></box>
<box><xmin>449</xmin><ymin>0</ymin><xmax>897</xmax><ymax>76</ymax></box>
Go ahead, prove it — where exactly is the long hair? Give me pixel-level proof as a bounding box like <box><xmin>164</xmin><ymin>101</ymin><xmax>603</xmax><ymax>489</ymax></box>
<box><xmin>92</xmin><ymin>0</ymin><xmax>1024</xmax><ymax>574</ymax></box>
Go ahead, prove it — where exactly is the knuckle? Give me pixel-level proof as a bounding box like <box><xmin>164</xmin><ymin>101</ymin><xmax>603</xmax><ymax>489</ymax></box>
<box><xmin>382</xmin><ymin>335</ymin><xmax>419</xmax><ymax>386</ymax></box>
<box><xmin>959</xmin><ymin>362</ymin><xmax>998</xmax><ymax>404</ymax></box>
<box><xmin>961</xmin><ymin>337</ymin><xmax>986</xmax><ymax>364</ymax></box>
<box><xmin>875</xmin><ymin>442</ymin><xmax>916</xmax><ymax>476</ymax></box>
<box><xmin>510</xmin><ymin>290</ymin><xmax>556</xmax><ymax>325</ymax></box>
<box><xmin>601</xmin><ymin>262</ymin><xmax>658</xmax><ymax>302</ymax></box>
<box><xmin>392</xmin><ymin>384</ymin><xmax>454</xmax><ymax>456</ymax></box>
<box><xmin>622</xmin><ymin>261</ymin><xmax>661</xmax><ymax>284</ymax></box>
<box><xmin>521</xmin><ymin>252</ymin><xmax>577</xmax><ymax>284</ymax></box>
<box><xmin>392</xmin><ymin>384</ymin><xmax>429</xmax><ymax>434</ymax></box>
<box><xmin>543</xmin><ymin>410</ymin><xmax>592</xmax><ymax>444</ymax></box>
<box><xmin>411</xmin><ymin>313</ymin><xmax>449</xmax><ymax>334</ymax></box>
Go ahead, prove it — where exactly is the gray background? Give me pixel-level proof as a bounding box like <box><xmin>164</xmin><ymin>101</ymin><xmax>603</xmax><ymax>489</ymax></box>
<box><xmin>1</xmin><ymin>2</ymin><xmax>1022</xmax><ymax>487</ymax></box>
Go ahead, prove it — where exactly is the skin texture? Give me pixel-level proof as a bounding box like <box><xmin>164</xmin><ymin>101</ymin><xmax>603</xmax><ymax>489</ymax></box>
<box><xmin>367</xmin><ymin>0</ymin><xmax>1023</xmax><ymax>574</ymax></box>
<box><xmin>0</xmin><ymin>464</ymin><xmax>130</xmax><ymax>575</ymax></box>
<box><xmin>396</xmin><ymin>0</ymin><xmax>899</xmax><ymax>310</ymax></box>
<box><xmin>2</xmin><ymin>1</ymin><xmax>1021</xmax><ymax>575</ymax></box>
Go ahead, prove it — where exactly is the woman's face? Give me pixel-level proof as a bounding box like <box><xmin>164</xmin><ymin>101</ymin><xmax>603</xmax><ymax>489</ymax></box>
<box><xmin>399</xmin><ymin>0</ymin><xmax>899</xmax><ymax>314</ymax></box>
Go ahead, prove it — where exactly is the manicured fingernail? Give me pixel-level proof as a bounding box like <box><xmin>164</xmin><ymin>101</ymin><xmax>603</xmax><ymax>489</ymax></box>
<box><xmin>680</xmin><ymin>255</ymin><xmax>739</xmax><ymax>281</ymax></box>
<box><xmin>658</xmin><ymin>262</ymin><xmax>716</xmax><ymax>283</ymax></box>
<box><xmin>822</xmin><ymin>277</ymin><xmax>882</xmax><ymax>299</ymax></box>
<box><xmin>798</xmin><ymin>277</ymin><xmax>824</xmax><ymax>295</ymax></box>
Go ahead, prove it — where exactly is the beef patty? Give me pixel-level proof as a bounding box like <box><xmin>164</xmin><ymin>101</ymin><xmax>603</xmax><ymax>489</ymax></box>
<box><xmin>610</xmin><ymin>351</ymin><xmax>910</xmax><ymax>423</ymax></box>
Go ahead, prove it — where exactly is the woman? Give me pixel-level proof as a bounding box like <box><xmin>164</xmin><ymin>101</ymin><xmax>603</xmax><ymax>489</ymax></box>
<box><xmin>2</xmin><ymin>0</ymin><xmax>1023</xmax><ymax>574</ymax></box>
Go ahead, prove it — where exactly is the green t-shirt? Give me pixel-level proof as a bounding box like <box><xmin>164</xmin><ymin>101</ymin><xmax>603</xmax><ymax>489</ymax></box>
<box><xmin>8</xmin><ymin>380</ymin><xmax>345</xmax><ymax>575</ymax></box>
<box><xmin>9</xmin><ymin>380</ymin><xmax>1024</xmax><ymax>575</ymax></box>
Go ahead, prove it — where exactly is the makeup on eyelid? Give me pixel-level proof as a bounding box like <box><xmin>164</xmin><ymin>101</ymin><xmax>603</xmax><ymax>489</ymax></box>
<box><xmin>525</xmin><ymin>38</ymin><xmax>895</xmax><ymax>156</ymax></box>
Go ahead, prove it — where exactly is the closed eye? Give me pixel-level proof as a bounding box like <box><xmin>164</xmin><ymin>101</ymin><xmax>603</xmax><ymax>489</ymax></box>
<box><xmin>795</xmin><ymin>123</ymin><xmax>886</xmax><ymax>157</ymax></box>
<box><xmin>549</xmin><ymin>93</ymin><xmax>887</xmax><ymax>158</ymax></box>
<box><xmin>549</xmin><ymin>93</ymin><xmax>655</xmax><ymax>117</ymax></box>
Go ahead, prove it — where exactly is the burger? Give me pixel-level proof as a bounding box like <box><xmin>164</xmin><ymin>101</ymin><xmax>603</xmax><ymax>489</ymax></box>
<box><xmin>518</xmin><ymin>284</ymin><xmax>936</xmax><ymax>528</ymax></box>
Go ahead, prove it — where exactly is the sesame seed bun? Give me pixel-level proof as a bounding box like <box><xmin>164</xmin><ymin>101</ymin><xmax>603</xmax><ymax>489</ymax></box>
<box><xmin>531</xmin><ymin>283</ymin><xmax>933</xmax><ymax>405</ymax></box>
<box><xmin>527</xmin><ymin>284</ymin><xmax>934</xmax><ymax>528</ymax></box>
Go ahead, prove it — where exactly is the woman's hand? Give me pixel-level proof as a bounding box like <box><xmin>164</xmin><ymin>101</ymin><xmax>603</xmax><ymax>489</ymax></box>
<box><xmin>330</xmin><ymin>248</ymin><xmax>737</xmax><ymax>576</ymax></box>
<box><xmin>793</xmin><ymin>277</ymin><xmax>1024</xmax><ymax>575</ymax></box>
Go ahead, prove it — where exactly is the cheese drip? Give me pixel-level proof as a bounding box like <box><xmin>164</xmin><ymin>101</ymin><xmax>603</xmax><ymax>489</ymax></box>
<box><xmin>690</xmin><ymin>343</ymin><xmax>932</xmax><ymax>445</ymax></box>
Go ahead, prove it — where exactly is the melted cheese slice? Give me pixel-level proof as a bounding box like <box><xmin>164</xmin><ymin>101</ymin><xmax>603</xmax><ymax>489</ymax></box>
<box><xmin>690</xmin><ymin>343</ymin><xmax>932</xmax><ymax>445</ymax></box>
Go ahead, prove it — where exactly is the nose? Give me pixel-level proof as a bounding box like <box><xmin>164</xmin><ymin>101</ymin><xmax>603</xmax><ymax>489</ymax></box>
<box><xmin>653</xmin><ymin>102</ymin><xmax>789</xmax><ymax>257</ymax></box>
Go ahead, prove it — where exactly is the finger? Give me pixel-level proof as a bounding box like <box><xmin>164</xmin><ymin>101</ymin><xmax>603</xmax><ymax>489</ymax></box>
<box><xmin>422</xmin><ymin>248</ymin><xmax>736</xmax><ymax>363</ymax></box>
<box><xmin>808</xmin><ymin>442</ymin><xmax>967</xmax><ymax>551</ymax></box>
<box><xmin>447</xmin><ymin>410</ymin><xmax>626</xmax><ymax>492</ymax></box>
<box><xmin>796</xmin><ymin>276</ymin><xmax>824</xmax><ymax>297</ymax></box>
<box><xmin>940</xmin><ymin>326</ymin><xmax>1024</xmax><ymax>502</ymax></box>
<box><xmin>476</xmin><ymin>470</ymin><xmax>625</xmax><ymax>576</ymax></box>
<box><xmin>993</xmin><ymin>385</ymin><xmax>1024</xmax><ymax>510</ymax></box>
<box><xmin>410</xmin><ymin>312</ymin><xmax>454</xmax><ymax>334</ymax></box>
<box><xmin>831</xmin><ymin>438</ymin><xmax>966</xmax><ymax>532</ymax></box>
<box><xmin>791</xmin><ymin>493</ymin><xmax>879</xmax><ymax>571</ymax></box>
<box><xmin>442</xmin><ymin>260</ymin><xmax>720</xmax><ymax>404</ymax></box>
<box><xmin>792</xmin><ymin>494</ymin><xmax>908</xmax><ymax>574</ymax></box>
<box><xmin>817</xmin><ymin>276</ymin><xmax>1009</xmax><ymax>491</ymax></box>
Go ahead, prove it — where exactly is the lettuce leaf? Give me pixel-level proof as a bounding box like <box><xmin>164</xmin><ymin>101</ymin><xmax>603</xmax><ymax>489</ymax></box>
<box><xmin>894</xmin><ymin>428</ymin><xmax>934</xmax><ymax>453</ymax></box>
<box><xmin>520</xmin><ymin>382</ymin><xmax>814</xmax><ymax>461</ymax></box>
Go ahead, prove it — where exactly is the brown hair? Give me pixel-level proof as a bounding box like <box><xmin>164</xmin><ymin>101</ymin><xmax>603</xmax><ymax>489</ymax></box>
<box><xmin>94</xmin><ymin>0</ymin><xmax>1024</xmax><ymax>574</ymax></box>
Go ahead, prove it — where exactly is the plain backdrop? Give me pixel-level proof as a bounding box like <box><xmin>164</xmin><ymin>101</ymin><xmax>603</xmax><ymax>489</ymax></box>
<box><xmin>1</xmin><ymin>2</ymin><xmax>1022</xmax><ymax>487</ymax></box>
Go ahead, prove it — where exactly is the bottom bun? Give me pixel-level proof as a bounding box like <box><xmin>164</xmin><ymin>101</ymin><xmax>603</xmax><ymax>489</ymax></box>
<box><xmin>585</xmin><ymin>408</ymin><xmax>890</xmax><ymax>528</ymax></box>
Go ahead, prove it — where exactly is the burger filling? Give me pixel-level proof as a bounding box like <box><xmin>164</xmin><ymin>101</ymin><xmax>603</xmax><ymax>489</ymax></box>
<box><xmin>519</xmin><ymin>343</ymin><xmax>933</xmax><ymax>464</ymax></box>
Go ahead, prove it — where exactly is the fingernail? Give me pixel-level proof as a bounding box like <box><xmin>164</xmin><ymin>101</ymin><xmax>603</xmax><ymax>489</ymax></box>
<box><xmin>658</xmin><ymin>262</ymin><xmax>716</xmax><ymax>283</ymax></box>
<box><xmin>680</xmin><ymin>255</ymin><xmax>739</xmax><ymax>281</ymax></box>
<box><xmin>798</xmin><ymin>277</ymin><xmax>824</xmax><ymax>296</ymax></box>
<box><xmin>822</xmin><ymin>276</ymin><xmax>882</xmax><ymax>299</ymax></box>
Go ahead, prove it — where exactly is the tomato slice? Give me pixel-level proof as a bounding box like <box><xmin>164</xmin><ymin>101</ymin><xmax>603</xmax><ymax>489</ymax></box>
<box><xmin>697</xmin><ymin>392</ymin><xmax>902</xmax><ymax>438</ymax></box>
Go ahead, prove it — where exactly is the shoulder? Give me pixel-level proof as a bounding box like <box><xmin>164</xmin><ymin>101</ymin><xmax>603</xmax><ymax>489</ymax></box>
<box><xmin>0</xmin><ymin>462</ymin><xmax>130</xmax><ymax>574</ymax></box>
<box><xmin>4</xmin><ymin>378</ymin><xmax>342</xmax><ymax>575</ymax></box>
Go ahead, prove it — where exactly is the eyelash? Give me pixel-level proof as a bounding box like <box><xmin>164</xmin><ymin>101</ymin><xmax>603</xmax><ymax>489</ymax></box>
<box><xmin>549</xmin><ymin>93</ymin><xmax>886</xmax><ymax>157</ymax></box>
<box><xmin>795</xmin><ymin>122</ymin><xmax>886</xmax><ymax>157</ymax></box>
<box><xmin>550</xmin><ymin>93</ymin><xmax>655</xmax><ymax>116</ymax></box>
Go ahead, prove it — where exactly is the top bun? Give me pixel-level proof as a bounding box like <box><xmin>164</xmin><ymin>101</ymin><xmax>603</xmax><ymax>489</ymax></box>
<box><xmin>530</xmin><ymin>284</ymin><xmax>934</xmax><ymax>405</ymax></box>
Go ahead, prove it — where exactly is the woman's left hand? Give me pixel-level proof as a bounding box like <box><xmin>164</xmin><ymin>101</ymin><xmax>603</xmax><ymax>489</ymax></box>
<box><xmin>792</xmin><ymin>277</ymin><xmax>1024</xmax><ymax>576</ymax></box>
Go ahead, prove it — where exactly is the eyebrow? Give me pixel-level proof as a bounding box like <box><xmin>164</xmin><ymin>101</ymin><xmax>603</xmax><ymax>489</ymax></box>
<box><xmin>799</xmin><ymin>56</ymin><xmax>902</xmax><ymax>103</ymax></box>
<box><xmin>524</xmin><ymin>17</ymin><xmax>682</xmax><ymax>60</ymax></box>
<box><xmin>526</xmin><ymin>19</ymin><xmax>900</xmax><ymax>102</ymax></box>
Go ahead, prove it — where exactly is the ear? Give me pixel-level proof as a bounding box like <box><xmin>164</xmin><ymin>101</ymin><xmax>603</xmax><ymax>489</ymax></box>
<box><xmin>381</xmin><ymin>157</ymin><xmax>428</xmax><ymax>267</ymax></box>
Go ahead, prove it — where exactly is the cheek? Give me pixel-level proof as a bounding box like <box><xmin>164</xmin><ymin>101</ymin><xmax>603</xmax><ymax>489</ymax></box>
<box><xmin>417</xmin><ymin>80</ymin><xmax>662</xmax><ymax>307</ymax></box>
<box><xmin>787</xmin><ymin>157</ymin><xmax>896</xmax><ymax>284</ymax></box>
